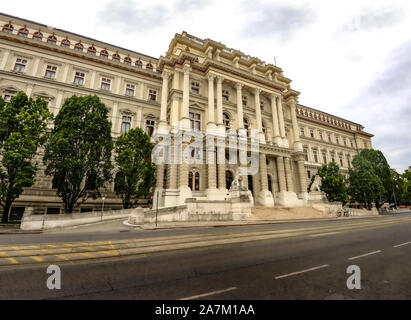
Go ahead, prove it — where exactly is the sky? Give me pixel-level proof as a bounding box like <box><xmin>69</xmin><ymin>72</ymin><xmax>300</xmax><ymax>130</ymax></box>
<box><xmin>1</xmin><ymin>0</ymin><xmax>410</xmax><ymax>172</ymax></box>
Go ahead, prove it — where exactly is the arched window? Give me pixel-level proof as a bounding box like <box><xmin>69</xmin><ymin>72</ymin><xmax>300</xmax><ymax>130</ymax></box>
<box><xmin>226</xmin><ymin>171</ymin><xmax>233</xmax><ymax>190</ymax></box>
<box><xmin>87</xmin><ymin>45</ymin><xmax>96</xmax><ymax>55</ymax></box>
<box><xmin>146</xmin><ymin>62</ymin><xmax>153</xmax><ymax>71</ymax></box>
<box><xmin>188</xmin><ymin>171</ymin><xmax>200</xmax><ymax>191</ymax></box>
<box><xmin>61</xmin><ymin>37</ymin><xmax>70</xmax><ymax>48</ymax></box>
<box><xmin>268</xmin><ymin>175</ymin><xmax>273</xmax><ymax>192</ymax></box>
<box><xmin>124</xmin><ymin>56</ymin><xmax>132</xmax><ymax>65</ymax></box>
<box><xmin>114</xmin><ymin>172</ymin><xmax>124</xmax><ymax>193</ymax></box>
<box><xmin>223</xmin><ymin>113</ymin><xmax>230</xmax><ymax>131</ymax></box>
<box><xmin>74</xmin><ymin>41</ymin><xmax>84</xmax><ymax>52</ymax></box>
<box><xmin>112</xmin><ymin>52</ymin><xmax>121</xmax><ymax>62</ymax></box>
<box><xmin>100</xmin><ymin>49</ymin><xmax>109</xmax><ymax>58</ymax></box>
<box><xmin>32</xmin><ymin>29</ymin><xmax>43</xmax><ymax>41</ymax></box>
<box><xmin>136</xmin><ymin>59</ymin><xmax>143</xmax><ymax>68</ymax></box>
<box><xmin>47</xmin><ymin>33</ymin><xmax>57</xmax><ymax>45</ymax></box>
<box><xmin>2</xmin><ymin>21</ymin><xmax>14</xmax><ymax>34</ymax></box>
<box><xmin>17</xmin><ymin>25</ymin><xmax>29</xmax><ymax>37</ymax></box>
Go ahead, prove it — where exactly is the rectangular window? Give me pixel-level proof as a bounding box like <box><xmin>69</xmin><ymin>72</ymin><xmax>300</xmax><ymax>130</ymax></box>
<box><xmin>191</xmin><ymin>81</ymin><xmax>200</xmax><ymax>94</ymax></box>
<box><xmin>343</xmin><ymin>137</ymin><xmax>347</xmax><ymax>146</ymax></box>
<box><xmin>148</xmin><ymin>89</ymin><xmax>157</xmax><ymax>101</ymax></box>
<box><xmin>100</xmin><ymin>78</ymin><xmax>111</xmax><ymax>91</ymax></box>
<box><xmin>121</xmin><ymin>116</ymin><xmax>131</xmax><ymax>134</ymax></box>
<box><xmin>319</xmin><ymin>131</ymin><xmax>323</xmax><ymax>140</ymax></box>
<box><xmin>336</xmin><ymin>135</ymin><xmax>340</xmax><ymax>144</ymax></box>
<box><xmin>339</xmin><ymin>154</ymin><xmax>344</xmax><ymax>167</ymax></box>
<box><xmin>242</xmin><ymin>96</ymin><xmax>247</xmax><ymax>107</ymax></box>
<box><xmin>328</xmin><ymin>133</ymin><xmax>331</xmax><ymax>142</ymax></box>
<box><xmin>330</xmin><ymin>152</ymin><xmax>335</xmax><ymax>163</ymax></box>
<box><xmin>189</xmin><ymin>112</ymin><xmax>201</xmax><ymax>131</ymax></box>
<box><xmin>260</xmin><ymin>100</ymin><xmax>264</xmax><ymax>111</ymax></box>
<box><xmin>303</xmin><ymin>147</ymin><xmax>308</xmax><ymax>161</ymax></box>
<box><xmin>4</xmin><ymin>94</ymin><xmax>12</xmax><ymax>103</ymax></box>
<box><xmin>346</xmin><ymin>154</ymin><xmax>351</xmax><ymax>168</ymax></box>
<box><xmin>307</xmin><ymin>170</ymin><xmax>311</xmax><ymax>179</ymax></box>
<box><xmin>322</xmin><ymin>151</ymin><xmax>327</xmax><ymax>164</ymax></box>
<box><xmin>350</xmin><ymin>140</ymin><xmax>354</xmax><ymax>148</ymax></box>
<box><xmin>300</xmin><ymin>127</ymin><xmax>305</xmax><ymax>137</ymax></box>
<box><xmin>73</xmin><ymin>71</ymin><xmax>85</xmax><ymax>85</ymax></box>
<box><xmin>125</xmin><ymin>84</ymin><xmax>135</xmax><ymax>97</ymax></box>
<box><xmin>44</xmin><ymin>65</ymin><xmax>57</xmax><ymax>79</ymax></box>
<box><xmin>145</xmin><ymin>119</ymin><xmax>155</xmax><ymax>137</ymax></box>
<box><xmin>222</xmin><ymin>90</ymin><xmax>229</xmax><ymax>101</ymax></box>
<box><xmin>310</xmin><ymin>129</ymin><xmax>314</xmax><ymax>138</ymax></box>
<box><xmin>14</xmin><ymin>58</ymin><xmax>27</xmax><ymax>73</ymax></box>
<box><xmin>313</xmin><ymin>150</ymin><xmax>318</xmax><ymax>163</ymax></box>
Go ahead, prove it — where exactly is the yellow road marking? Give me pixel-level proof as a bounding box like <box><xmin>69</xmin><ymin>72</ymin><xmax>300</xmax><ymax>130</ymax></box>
<box><xmin>0</xmin><ymin>251</ymin><xmax>8</xmax><ymax>257</ymax></box>
<box><xmin>55</xmin><ymin>254</ymin><xmax>69</xmax><ymax>261</ymax></box>
<box><xmin>7</xmin><ymin>257</ymin><xmax>18</xmax><ymax>264</ymax></box>
<box><xmin>100</xmin><ymin>250</ymin><xmax>119</xmax><ymax>256</ymax></box>
<box><xmin>46</xmin><ymin>244</ymin><xmax>58</xmax><ymax>248</ymax></box>
<box><xmin>78</xmin><ymin>253</ymin><xmax>97</xmax><ymax>259</ymax></box>
<box><xmin>40</xmin><ymin>249</ymin><xmax>54</xmax><ymax>254</ymax></box>
<box><xmin>29</xmin><ymin>256</ymin><xmax>44</xmax><ymax>262</ymax></box>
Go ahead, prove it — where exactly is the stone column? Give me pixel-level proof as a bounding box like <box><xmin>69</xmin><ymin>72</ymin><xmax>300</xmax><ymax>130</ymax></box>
<box><xmin>270</xmin><ymin>94</ymin><xmax>282</xmax><ymax>146</ymax></box>
<box><xmin>236</xmin><ymin>83</ymin><xmax>244</xmax><ymax>129</ymax></box>
<box><xmin>253</xmin><ymin>88</ymin><xmax>265</xmax><ymax>143</ymax></box>
<box><xmin>159</xmin><ymin>70</ymin><xmax>171</xmax><ymax>131</ymax></box>
<box><xmin>284</xmin><ymin>157</ymin><xmax>294</xmax><ymax>192</ymax></box>
<box><xmin>277</xmin><ymin>96</ymin><xmax>286</xmax><ymax>145</ymax></box>
<box><xmin>54</xmin><ymin>91</ymin><xmax>64</xmax><ymax>116</ymax></box>
<box><xmin>0</xmin><ymin>49</ymin><xmax>10</xmax><ymax>70</ymax></box>
<box><xmin>26</xmin><ymin>84</ymin><xmax>33</xmax><ymax>98</ymax></box>
<box><xmin>112</xmin><ymin>102</ymin><xmax>119</xmax><ymax>133</ymax></box>
<box><xmin>207</xmin><ymin>73</ymin><xmax>216</xmax><ymax>129</ymax></box>
<box><xmin>206</xmin><ymin>136</ymin><xmax>217</xmax><ymax>190</ymax></box>
<box><xmin>289</xmin><ymin>98</ymin><xmax>302</xmax><ymax>151</ymax></box>
<box><xmin>258</xmin><ymin>153</ymin><xmax>274</xmax><ymax>206</ymax></box>
<box><xmin>297</xmin><ymin>159</ymin><xmax>307</xmax><ymax>194</ymax></box>
<box><xmin>156</xmin><ymin>164</ymin><xmax>164</xmax><ymax>189</ymax></box>
<box><xmin>216</xmin><ymin>75</ymin><xmax>224</xmax><ymax>130</ymax></box>
<box><xmin>276</xmin><ymin>156</ymin><xmax>287</xmax><ymax>192</ymax></box>
<box><xmin>181</xmin><ymin>64</ymin><xmax>191</xmax><ymax>129</ymax></box>
<box><xmin>168</xmin><ymin>138</ymin><xmax>178</xmax><ymax>189</ymax></box>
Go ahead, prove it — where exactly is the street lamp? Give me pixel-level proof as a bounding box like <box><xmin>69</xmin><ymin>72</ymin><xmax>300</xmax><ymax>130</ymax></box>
<box><xmin>101</xmin><ymin>197</ymin><xmax>105</xmax><ymax>221</ymax></box>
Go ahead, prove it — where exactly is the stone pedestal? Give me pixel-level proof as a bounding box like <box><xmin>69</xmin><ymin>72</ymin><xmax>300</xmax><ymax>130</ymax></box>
<box><xmin>276</xmin><ymin>191</ymin><xmax>304</xmax><ymax>207</ymax></box>
<box><xmin>257</xmin><ymin>189</ymin><xmax>275</xmax><ymax>207</ymax></box>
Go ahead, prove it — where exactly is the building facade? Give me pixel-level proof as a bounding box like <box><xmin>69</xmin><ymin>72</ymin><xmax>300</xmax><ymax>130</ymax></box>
<box><xmin>0</xmin><ymin>13</ymin><xmax>373</xmax><ymax>216</ymax></box>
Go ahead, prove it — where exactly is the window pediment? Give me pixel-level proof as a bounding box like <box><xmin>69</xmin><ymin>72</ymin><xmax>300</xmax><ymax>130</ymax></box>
<box><xmin>119</xmin><ymin>108</ymin><xmax>136</xmax><ymax>116</ymax></box>
<box><xmin>32</xmin><ymin>91</ymin><xmax>55</xmax><ymax>101</ymax></box>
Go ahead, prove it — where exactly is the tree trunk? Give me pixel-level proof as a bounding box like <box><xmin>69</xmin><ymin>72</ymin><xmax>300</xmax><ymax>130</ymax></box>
<box><xmin>1</xmin><ymin>202</ymin><xmax>11</xmax><ymax>223</ymax></box>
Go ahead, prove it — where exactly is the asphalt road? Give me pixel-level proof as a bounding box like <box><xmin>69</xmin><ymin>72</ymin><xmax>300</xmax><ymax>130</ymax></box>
<box><xmin>1</xmin><ymin>213</ymin><xmax>411</xmax><ymax>299</ymax></box>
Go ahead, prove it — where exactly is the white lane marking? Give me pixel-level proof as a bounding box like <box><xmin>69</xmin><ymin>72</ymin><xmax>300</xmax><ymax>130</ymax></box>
<box><xmin>179</xmin><ymin>287</ymin><xmax>238</xmax><ymax>300</ymax></box>
<box><xmin>309</xmin><ymin>231</ymin><xmax>342</xmax><ymax>238</ymax></box>
<box><xmin>274</xmin><ymin>264</ymin><xmax>329</xmax><ymax>280</ymax></box>
<box><xmin>393</xmin><ymin>241</ymin><xmax>411</xmax><ymax>248</ymax></box>
<box><xmin>348</xmin><ymin>250</ymin><xmax>382</xmax><ymax>260</ymax></box>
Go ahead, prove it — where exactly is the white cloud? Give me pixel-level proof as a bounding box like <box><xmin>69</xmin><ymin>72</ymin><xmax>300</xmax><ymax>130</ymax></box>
<box><xmin>0</xmin><ymin>0</ymin><xmax>410</xmax><ymax>171</ymax></box>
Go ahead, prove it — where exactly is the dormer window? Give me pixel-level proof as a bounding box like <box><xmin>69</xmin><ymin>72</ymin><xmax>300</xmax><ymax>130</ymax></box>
<box><xmin>17</xmin><ymin>26</ymin><xmax>29</xmax><ymax>37</ymax></box>
<box><xmin>124</xmin><ymin>56</ymin><xmax>132</xmax><ymax>65</ymax></box>
<box><xmin>87</xmin><ymin>45</ymin><xmax>97</xmax><ymax>55</ymax></box>
<box><xmin>100</xmin><ymin>49</ymin><xmax>109</xmax><ymax>58</ymax></box>
<box><xmin>47</xmin><ymin>33</ymin><xmax>57</xmax><ymax>45</ymax></box>
<box><xmin>222</xmin><ymin>90</ymin><xmax>229</xmax><ymax>101</ymax></box>
<box><xmin>74</xmin><ymin>42</ymin><xmax>84</xmax><ymax>52</ymax></box>
<box><xmin>2</xmin><ymin>21</ymin><xmax>14</xmax><ymax>34</ymax></box>
<box><xmin>112</xmin><ymin>52</ymin><xmax>121</xmax><ymax>62</ymax></box>
<box><xmin>191</xmin><ymin>81</ymin><xmax>200</xmax><ymax>94</ymax></box>
<box><xmin>61</xmin><ymin>37</ymin><xmax>70</xmax><ymax>48</ymax></box>
<box><xmin>146</xmin><ymin>62</ymin><xmax>153</xmax><ymax>71</ymax></box>
<box><xmin>32</xmin><ymin>30</ymin><xmax>43</xmax><ymax>41</ymax></box>
<box><xmin>136</xmin><ymin>59</ymin><xmax>143</xmax><ymax>68</ymax></box>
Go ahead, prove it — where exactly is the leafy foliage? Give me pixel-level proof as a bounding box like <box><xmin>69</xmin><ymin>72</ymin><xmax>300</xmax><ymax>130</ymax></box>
<box><xmin>0</xmin><ymin>92</ymin><xmax>51</xmax><ymax>222</ymax></box>
<box><xmin>314</xmin><ymin>162</ymin><xmax>348</xmax><ymax>204</ymax></box>
<box><xmin>114</xmin><ymin>128</ymin><xmax>155</xmax><ymax>209</ymax></box>
<box><xmin>43</xmin><ymin>95</ymin><xmax>113</xmax><ymax>213</ymax></box>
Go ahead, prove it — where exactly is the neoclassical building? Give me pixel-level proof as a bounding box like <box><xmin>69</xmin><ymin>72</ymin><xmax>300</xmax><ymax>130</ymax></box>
<box><xmin>0</xmin><ymin>13</ymin><xmax>373</xmax><ymax>216</ymax></box>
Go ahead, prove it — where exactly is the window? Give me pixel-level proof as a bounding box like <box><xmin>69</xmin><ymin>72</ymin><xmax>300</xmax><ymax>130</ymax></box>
<box><xmin>319</xmin><ymin>131</ymin><xmax>323</xmax><ymax>140</ymax></box>
<box><xmin>189</xmin><ymin>171</ymin><xmax>200</xmax><ymax>191</ymax></box>
<box><xmin>112</xmin><ymin>52</ymin><xmax>121</xmax><ymax>62</ymax></box>
<box><xmin>339</xmin><ymin>154</ymin><xmax>344</xmax><ymax>167</ymax></box>
<box><xmin>136</xmin><ymin>59</ymin><xmax>143</xmax><ymax>68</ymax></box>
<box><xmin>363</xmin><ymin>140</ymin><xmax>368</xmax><ymax>148</ymax></box>
<box><xmin>121</xmin><ymin>116</ymin><xmax>131</xmax><ymax>134</ymax></box>
<box><xmin>73</xmin><ymin>71</ymin><xmax>85</xmax><ymax>85</ymax></box>
<box><xmin>346</xmin><ymin>154</ymin><xmax>351</xmax><ymax>168</ymax></box>
<box><xmin>350</xmin><ymin>140</ymin><xmax>354</xmax><ymax>148</ymax></box>
<box><xmin>222</xmin><ymin>90</ymin><xmax>229</xmax><ymax>101</ymax></box>
<box><xmin>47</xmin><ymin>33</ymin><xmax>57</xmax><ymax>45</ymax></box>
<box><xmin>146</xmin><ymin>62</ymin><xmax>153</xmax><ymax>71</ymax></box>
<box><xmin>191</xmin><ymin>81</ymin><xmax>200</xmax><ymax>94</ymax></box>
<box><xmin>32</xmin><ymin>30</ymin><xmax>43</xmax><ymax>41</ymax></box>
<box><xmin>313</xmin><ymin>150</ymin><xmax>318</xmax><ymax>163</ymax></box>
<box><xmin>322</xmin><ymin>151</ymin><xmax>327</xmax><ymax>164</ymax></box>
<box><xmin>307</xmin><ymin>170</ymin><xmax>311</xmax><ymax>179</ymax></box>
<box><xmin>260</xmin><ymin>100</ymin><xmax>264</xmax><ymax>111</ymax></box>
<box><xmin>46</xmin><ymin>207</ymin><xmax>60</xmax><ymax>215</ymax></box>
<box><xmin>61</xmin><ymin>37</ymin><xmax>70</xmax><ymax>48</ymax></box>
<box><xmin>226</xmin><ymin>171</ymin><xmax>233</xmax><ymax>190</ymax></box>
<box><xmin>300</xmin><ymin>127</ymin><xmax>305</xmax><ymax>137</ymax></box>
<box><xmin>87</xmin><ymin>45</ymin><xmax>96</xmax><ymax>55</ymax></box>
<box><xmin>244</xmin><ymin>118</ymin><xmax>249</xmax><ymax>137</ymax></box>
<box><xmin>310</xmin><ymin>129</ymin><xmax>314</xmax><ymax>138</ymax></box>
<box><xmin>267</xmin><ymin>175</ymin><xmax>272</xmax><ymax>192</ymax></box>
<box><xmin>2</xmin><ymin>21</ymin><xmax>14</xmax><ymax>34</ymax></box>
<box><xmin>330</xmin><ymin>152</ymin><xmax>335</xmax><ymax>163</ymax></box>
<box><xmin>100</xmin><ymin>49</ymin><xmax>109</xmax><ymax>59</ymax></box>
<box><xmin>17</xmin><ymin>26</ymin><xmax>29</xmax><ymax>37</ymax></box>
<box><xmin>336</xmin><ymin>135</ymin><xmax>340</xmax><ymax>144</ymax></box>
<box><xmin>44</xmin><ymin>65</ymin><xmax>57</xmax><ymax>79</ymax></box>
<box><xmin>145</xmin><ymin>119</ymin><xmax>155</xmax><ymax>137</ymax></box>
<box><xmin>189</xmin><ymin>146</ymin><xmax>202</xmax><ymax>160</ymax></box>
<box><xmin>125</xmin><ymin>84</ymin><xmax>135</xmax><ymax>97</ymax></box>
<box><xmin>4</xmin><ymin>94</ymin><xmax>12</xmax><ymax>103</ymax></box>
<box><xmin>343</xmin><ymin>137</ymin><xmax>347</xmax><ymax>146</ymax></box>
<box><xmin>100</xmin><ymin>78</ymin><xmax>111</xmax><ymax>91</ymax></box>
<box><xmin>242</xmin><ymin>96</ymin><xmax>247</xmax><ymax>107</ymax></box>
<box><xmin>74</xmin><ymin>42</ymin><xmax>83</xmax><ymax>52</ymax></box>
<box><xmin>148</xmin><ymin>89</ymin><xmax>157</xmax><ymax>101</ymax></box>
<box><xmin>328</xmin><ymin>133</ymin><xmax>331</xmax><ymax>142</ymax></box>
<box><xmin>189</xmin><ymin>112</ymin><xmax>201</xmax><ymax>131</ymax></box>
<box><xmin>223</xmin><ymin>113</ymin><xmax>230</xmax><ymax>131</ymax></box>
<box><xmin>303</xmin><ymin>147</ymin><xmax>308</xmax><ymax>161</ymax></box>
<box><xmin>124</xmin><ymin>56</ymin><xmax>132</xmax><ymax>65</ymax></box>
<box><xmin>14</xmin><ymin>58</ymin><xmax>27</xmax><ymax>73</ymax></box>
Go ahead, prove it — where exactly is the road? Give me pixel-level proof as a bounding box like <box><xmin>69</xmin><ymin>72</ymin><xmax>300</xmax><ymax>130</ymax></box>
<box><xmin>0</xmin><ymin>212</ymin><xmax>411</xmax><ymax>299</ymax></box>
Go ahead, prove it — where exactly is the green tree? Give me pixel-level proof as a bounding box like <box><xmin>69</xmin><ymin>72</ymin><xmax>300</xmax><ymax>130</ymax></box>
<box><xmin>312</xmin><ymin>162</ymin><xmax>348</xmax><ymax>204</ymax></box>
<box><xmin>401</xmin><ymin>170</ymin><xmax>411</xmax><ymax>205</ymax></box>
<box><xmin>391</xmin><ymin>168</ymin><xmax>404</xmax><ymax>205</ymax></box>
<box><xmin>0</xmin><ymin>92</ymin><xmax>51</xmax><ymax>222</ymax></box>
<box><xmin>114</xmin><ymin>128</ymin><xmax>155</xmax><ymax>209</ymax></box>
<box><xmin>348</xmin><ymin>155</ymin><xmax>384</xmax><ymax>208</ymax></box>
<box><xmin>43</xmin><ymin>95</ymin><xmax>113</xmax><ymax>213</ymax></box>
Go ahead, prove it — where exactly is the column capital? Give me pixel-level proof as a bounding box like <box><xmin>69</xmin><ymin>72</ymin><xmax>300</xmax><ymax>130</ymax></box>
<box><xmin>216</xmin><ymin>75</ymin><xmax>224</xmax><ymax>82</ymax></box>
<box><xmin>207</xmin><ymin>73</ymin><xmax>216</xmax><ymax>81</ymax></box>
<box><xmin>162</xmin><ymin>70</ymin><xmax>172</xmax><ymax>79</ymax></box>
<box><xmin>270</xmin><ymin>92</ymin><xmax>281</xmax><ymax>100</ymax></box>
<box><xmin>183</xmin><ymin>65</ymin><xmax>192</xmax><ymax>74</ymax></box>
<box><xmin>253</xmin><ymin>88</ymin><xmax>261</xmax><ymax>95</ymax></box>
<box><xmin>236</xmin><ymin>82</ymin><xmax>243</xmax><ymax>90</ymax></box>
